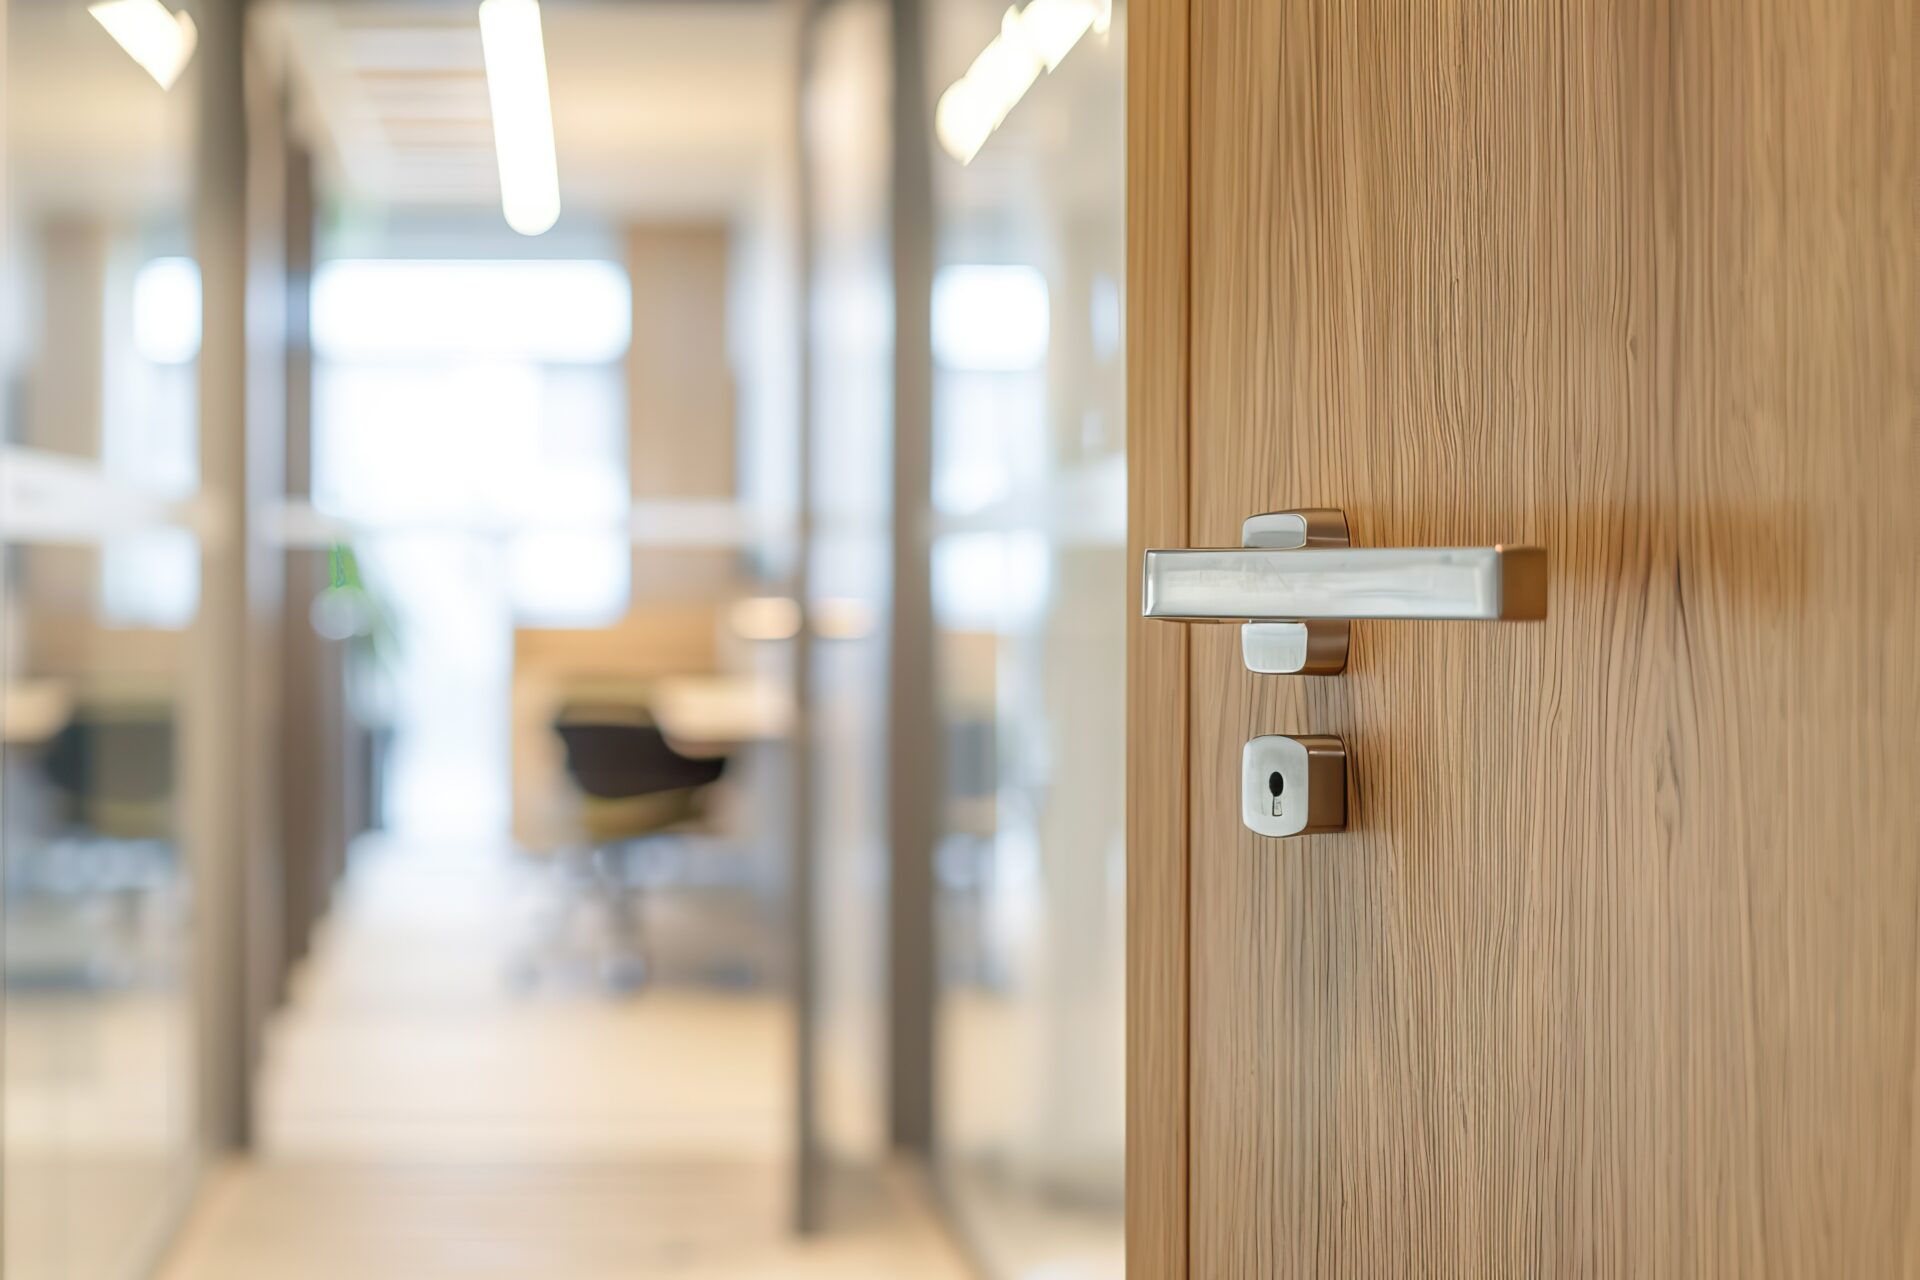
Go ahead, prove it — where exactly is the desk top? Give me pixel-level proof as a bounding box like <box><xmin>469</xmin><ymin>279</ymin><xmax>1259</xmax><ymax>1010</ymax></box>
<box><xmin>3</xmin><ymin>680</ymin><xmax>74</xmax><ymax>744</ymax></box>
<box><xmin>648</xmin><ymin>675</ymin><xmax>791</xmax><ymax>755</ymax></box>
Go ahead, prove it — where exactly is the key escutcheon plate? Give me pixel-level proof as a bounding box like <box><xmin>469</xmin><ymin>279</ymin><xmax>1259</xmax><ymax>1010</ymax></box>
<box><xmin>1240</xmin><ymin>734</ymin><xmax>1348</xmax><ymax>838</ymax></box>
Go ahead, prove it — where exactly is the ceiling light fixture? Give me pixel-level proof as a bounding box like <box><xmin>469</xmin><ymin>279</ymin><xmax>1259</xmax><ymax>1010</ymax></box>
<box><xmin>88</xmin><ymin>0</ymin><xmax>198</xmax><ymax>91</ymax></box>
<box><xmin>935</xmin><ymin>0</ymin><xmax>1109</xmax><ymax>165</ymax></box>
<box><xmin>477</xmin><ymin>0</ymin><xmax>562</xmax><ymax>236</ymax></box>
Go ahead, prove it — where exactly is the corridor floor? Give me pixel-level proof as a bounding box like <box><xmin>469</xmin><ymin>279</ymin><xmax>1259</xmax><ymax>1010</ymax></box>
<box><xmin>156</xmin><ymin>838</ymin><xmax>967</xmax><ymax>1279</ymax></box>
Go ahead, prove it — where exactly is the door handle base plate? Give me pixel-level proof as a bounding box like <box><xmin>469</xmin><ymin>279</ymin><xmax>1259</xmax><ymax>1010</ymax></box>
<box><xmin>1240</xmin><ymin>510</ymin><xmax>1350</xmax><ymax>674</ymax></box>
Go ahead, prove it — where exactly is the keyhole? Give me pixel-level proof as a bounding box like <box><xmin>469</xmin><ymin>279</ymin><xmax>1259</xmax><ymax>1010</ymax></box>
<box><xmin>1268</xmin><ymin>770</ymin><xmax>1285</xmax><ymax>816</ymax></box>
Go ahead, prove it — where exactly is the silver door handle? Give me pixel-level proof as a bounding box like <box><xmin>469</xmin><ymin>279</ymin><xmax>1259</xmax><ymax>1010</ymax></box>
<box><xmin>1141</xmin><ymin>509</ymin><xmax>1547</xmax><ymax>674</ymax></box>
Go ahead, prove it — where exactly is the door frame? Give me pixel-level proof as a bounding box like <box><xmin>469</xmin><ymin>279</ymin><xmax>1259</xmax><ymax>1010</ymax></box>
<box><xmin>1125</xmin><ymin>0</ymin><xmax>1191</xmax><ymax>1274</ymax></box>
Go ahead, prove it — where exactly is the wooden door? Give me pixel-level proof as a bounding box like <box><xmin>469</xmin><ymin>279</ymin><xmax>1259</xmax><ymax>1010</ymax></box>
<box><xmin>1127</xmin><ymin>0</ymin><xmax>1919</xmax><ymax>1274</ymax></box>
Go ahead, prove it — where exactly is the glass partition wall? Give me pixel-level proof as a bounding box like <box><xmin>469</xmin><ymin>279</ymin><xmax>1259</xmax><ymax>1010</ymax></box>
<box><xmin>926</xmin><ymin>1</ymin><xmax>1127</xmax><ymax>1275</ymax></box>
<box><xmin>3</xmin><ymin>0</ymin><xmax>205</xmax><ymax>1275</ymax></box>
<box><xmin>245</xmin><ymin>0</ymin><xmax>811</xmax><ymax>1236</ymax></box>
<box><xmin>801</xmin><ymin>0</ymin><xmax>894</xmax><ymax>1193</ymax></box>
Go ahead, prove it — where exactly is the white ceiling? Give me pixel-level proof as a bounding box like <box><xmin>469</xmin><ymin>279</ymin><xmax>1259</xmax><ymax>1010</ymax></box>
<box><xmin>4</xmin><ymin>0</ymin><xmax>796</xmax><ymax>225</ymax></box>
<box><xmin>5</xmin><ymin>0</ymin><xmax>197</xmax><ymax>218</ymax></box>
<box><xmin>268</xmin><ymin>1</ymin><xmax>798</xmax><ymax>222</ymax></box>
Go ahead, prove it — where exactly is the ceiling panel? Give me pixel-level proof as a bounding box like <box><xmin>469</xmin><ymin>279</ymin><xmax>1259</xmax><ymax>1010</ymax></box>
<box><xmin>268</xmin><ymin>0</ymin><xmax>796</xmax><ymax>222</ymax></box>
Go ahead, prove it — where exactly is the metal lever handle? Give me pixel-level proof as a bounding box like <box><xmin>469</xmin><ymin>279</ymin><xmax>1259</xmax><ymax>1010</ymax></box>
<box><xmin>1141</xmin><ymin>509</ymin><xmax>1547</xmax><ymax>674</ymax></box>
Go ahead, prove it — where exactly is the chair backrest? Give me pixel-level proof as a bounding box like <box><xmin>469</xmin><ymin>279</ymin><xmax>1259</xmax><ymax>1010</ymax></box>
<box><xmin>43</xmin><ymin>712</ymin><xmax>175</xmax><ymax>804</ymax></box>
<box><xmin>512</xmin><ymin>604</ymin><xmax>722</xmax><ymax>850</ymax></box>
<box><xmin>553</xmin><ymin>713</ymin><xmax>726</xmax><ymax>800</ymax></box>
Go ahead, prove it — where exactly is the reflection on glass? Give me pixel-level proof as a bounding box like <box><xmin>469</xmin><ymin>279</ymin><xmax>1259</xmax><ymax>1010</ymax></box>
<box><xmin>805</xmin><ymin>0</ymin><xmax>895</xmax><ymax>1170</ymax></box>
<box><xmin>930</xmin><ymin>1</ymin><xmax>1127</xmax><ymax>1276</ymax></box>
<box><xmin>1</xmin><ymin>571</ymin><xmax>196</xmax><ymax>1277</ymax></box>
<box><xmin>932</xmin><ymin>264</ymin><xmax>1050</xmax><ymax>371</ymax></box>
<box><xmin>5</xmin><ymin>1</ymin><xmax>202</xmax><ymax>1275</ymax></box>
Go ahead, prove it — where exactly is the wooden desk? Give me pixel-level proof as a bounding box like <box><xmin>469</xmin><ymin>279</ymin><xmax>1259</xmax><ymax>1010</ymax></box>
<box><xmin>3</xmin><ymin>680</ymin><xmax>74</xmax><ymax>744</ymax></box>
<box><xmin>649</xmin><ymin>675</ymin><xmax>791</xmax><ymax>756</ymax></box>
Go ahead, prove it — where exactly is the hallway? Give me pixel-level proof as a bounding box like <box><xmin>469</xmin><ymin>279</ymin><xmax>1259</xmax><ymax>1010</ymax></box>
<box><xmin>155</xmin><ymin>839</ymin><xmax>967</xmax><ymax>1279</ymax></box>
<box><xmin>3</xmin><ymin>2</ymin><xmax>1131</xmax><ymax>1274</ymax></box>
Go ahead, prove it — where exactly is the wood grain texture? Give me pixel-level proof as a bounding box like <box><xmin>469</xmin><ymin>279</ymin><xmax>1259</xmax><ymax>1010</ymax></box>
<box><xmin>1182</xmin><ymin>0</ymin><xmax>1919</xmax><ymax>1274</ymax></box>
<box><xmin>1125</xmin><ymin>0</ymin><xmax>1192</xmax><ymax>1275</ymax></box>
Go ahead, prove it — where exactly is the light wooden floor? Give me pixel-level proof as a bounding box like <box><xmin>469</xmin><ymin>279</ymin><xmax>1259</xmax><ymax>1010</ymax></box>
<box><xmin>156</xmin><ymin>839</ymin><xmax>969</xmax><ymax>1279</ymax></box>
<box><xmin>160</xmin><ymin>1160</ymin><xmax>969</xmax><ymax>1280</ymax></box>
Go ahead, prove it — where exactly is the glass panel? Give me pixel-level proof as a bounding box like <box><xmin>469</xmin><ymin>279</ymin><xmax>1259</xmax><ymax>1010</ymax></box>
<box><xmin>4</xmin><ymin>1</ymin><xmax>201</xmax><ymax>1276</ymax></box>
<box><xmin>290</xmin><ymin>221</ymin><xmax>801</xmax><ymax>1221</ymax></box>
<box><xmin>804</xmin><ymin>0</ymin><xmax>894</xmax><ymax>1172</ymax></box>
<box><xmin>928</xmin><ymin>1</ymin><xmax>1127</xmax><ymax>1275</ymax></box>
<box><xmin>307</xmin><ymin>256</ymin><xmax>636</xmax><ymax>835</ymax></box>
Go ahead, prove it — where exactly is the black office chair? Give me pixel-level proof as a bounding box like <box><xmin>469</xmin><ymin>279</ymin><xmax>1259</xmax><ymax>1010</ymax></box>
<box><xmin>526</xmin><ymin>703</ymin><xmax>729</xmax><ymax>991</ymax></box>
<box><xmin>555</xmin><ymin>708</ymin><xmax>726</xmax><ymax>801</ymax></box>
<box><xmin>41</xmin><ymin>710</ymin><xmax>175</xmax><ymax>837</ymax></box>
<box><xmin>12</xmin><ymin>706</ymin><xmax>178</xmax><ymax>989</ymax></box>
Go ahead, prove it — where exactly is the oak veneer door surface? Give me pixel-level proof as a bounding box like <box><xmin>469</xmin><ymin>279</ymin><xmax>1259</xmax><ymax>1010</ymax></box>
<box><xmin>1139</xmin><ymin>0</ymin><xmax>1920</xmax><ymax>1274</ymax></box>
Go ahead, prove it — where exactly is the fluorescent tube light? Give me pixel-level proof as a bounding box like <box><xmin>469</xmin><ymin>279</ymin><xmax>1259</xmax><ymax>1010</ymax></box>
<box><xmin>477</xmin><ymin>0</ymin><xmax>562</xmax><ymax>236</ymax></box>
<box><xmin>88</xmin><ymin>0</ymin><xmax>198</xmax><ymax>91</ymax></box>
<box><xmin>935</xmin><ymin>0</ymin><xmax>1107</xmax><ymax>165</ymax></box>
<box><xmin>1012</xmin><ymin>0</ymin><xmax>1099</xmax><ymax>70</ymax></box>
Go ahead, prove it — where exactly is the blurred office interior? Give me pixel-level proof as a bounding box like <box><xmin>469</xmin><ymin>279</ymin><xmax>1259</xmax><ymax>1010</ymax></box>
<box><xmin>0</xmin><ymin>0</ymin><xmax>1124</xmax><ymax>1276</ymax></box>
